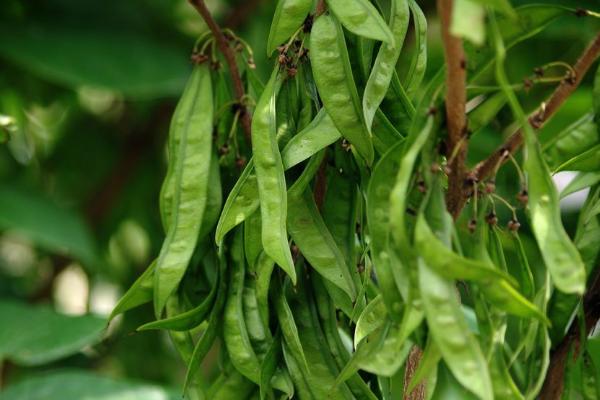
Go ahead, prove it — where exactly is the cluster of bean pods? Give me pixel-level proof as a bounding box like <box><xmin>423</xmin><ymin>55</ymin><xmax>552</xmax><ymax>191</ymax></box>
<box><xmin>110</xmin><ymin>1</ymin><xmax>597</xmax><ymax>399</ymax></box>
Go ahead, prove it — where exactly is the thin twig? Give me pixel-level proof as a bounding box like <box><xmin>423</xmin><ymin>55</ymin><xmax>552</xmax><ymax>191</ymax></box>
<box><xmin>473</xmin><ymin>32</ymin><xmax>600</xmax><ymax>183</ymax></box>
<box><xmin>437</xmin><ymin>0</ymin><xmax>469</xmax><ymax>219</ymax></box>
<box><xmin>315</xmin><ymin>0</ymin><xmax>327</xmax><ymax>16</ymax></box>
<box><xmin>404</xmin><ymin>346</ymin><xmax>426</xmax><ymax>400</ymax></box>
<box><xmin>188</xmin><ymin>0</ymin><xmax>252</xmax><ymax>144</ymax></box>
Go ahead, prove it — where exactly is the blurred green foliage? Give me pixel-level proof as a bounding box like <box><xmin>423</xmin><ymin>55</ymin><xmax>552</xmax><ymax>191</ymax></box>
<box><xmin>0</xmin><ymin>0</ymin><xmax>598</xmax><ymax>397</ymax></box>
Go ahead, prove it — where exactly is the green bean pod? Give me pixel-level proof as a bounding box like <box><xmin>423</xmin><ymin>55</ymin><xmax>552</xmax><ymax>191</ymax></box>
<box><xmin>389</xmin><ymin>68</ymin><xmax>444</xmax><ymax>254</ymax></box>
<box><xmin>183</xmin><ymin>253</ymin><xmax>228</xmax><ymax>391</ymax></box>
<box><xmin>418</xmin><ymin>179</ymin><xmax>493</xmax><ymax>400</ymax></box>
<box><xmin>273</xmin><ymin>277</ymin><xmax>309</xmax><ymax>372</ymax></box>
<box><xmin>267</xmin><ymin>0</ymin><xmax>312</xmax><ymax>56</ymax></box>
<box><xmin>251</xmin><ymin>70</ymin><xmax>296</xmax><ymax>283</ymax></box>
<box><xmin>327</xmin><ymin>0</ymin><xmax>395</xmax><ymax>44</ymax></box>
<box><xmin>154</xmin><ymin>63</ymin><xmax>214</xmax><ymax>316</ymax></box>
<box><xmin>109</xmin><ymin>260</ymin><xmax>154</xmax><ymax>321</ymax></box>
<box><xmin>286</xmin><ymin>272</ymin><xmax>354</xmax><ymax>399</ymax></box>
<box><xmin>367</xmin><ymin>141</ymin><xmax>407</xmax><ymax>318</ymax></box>
<box><xmin>223</xmin><ymin>230</ymin><xmax>262</xmax><ymax>383</ymax></box>
<box><xmin>310</xmin><ymin>13</ymin><xmax>374</xmax><ymax>165</ymax></box>
<box><xmin>404</xmin><ymin>0</ymin><xmax>427</xmax><ymax>98</ymax></box>
<box><xmin>415</xmin><ymin>215</ymin><xmax>518</xmax><ymax>283</ymax></box>
<box><xmin>215</xmin><ymin>159</ymin><xmax>259</xmax><ymax>245</ymax></box>
<box><xmin>281</xmin><ymin>108</ymin><xmax>341</xmax><ymax>169</ymax></box>
<box><xmin>287</xmin><ymin>153</ymin><xmax>356</xmax><ymax>299</ymax></box>
<box><xmin>363</xmin><ymin>0</ymin><xmax>410</xmax><ymax>132</ymax></box>
<box><xmin>312</xmin><ymin>276</ymin><xmax>379</xmax><ymax>400</ymax></box>
<box><xmin>282</xmin><ymin>342</ymin><xmax>314</xmax><ymax>399</ymax></box>
<box><xmin>354</xmin><ymin>295</ymin><xmax>387</xmax><ymax>348</ymax></box>
<box><xmin>255</xmin><ymin>251</ymin><xmax>275</xmax><ymax>330</ymax></box>
<box><xmin>206</xmin><ymin>362</ymin><xmax>255</xmax><ymax>400</ymax></box>
<box><xmin>418</xmin><ymin>259</ymin><xmax>493</xmax><ymax>400</ymax></box>
<box><xmin>244</xmin><ymin>210</ymin><xmax>263</xmax><ymax>270</ymax></box>
<box><xmin>216</xmin><ymin>108</ymin><xmax>342</xmax><ymax>246</ymax></box>
<box><xmin>137</xmin><ymin>266</ymin><xmax>218</xmax><ymax>331</ymax></box>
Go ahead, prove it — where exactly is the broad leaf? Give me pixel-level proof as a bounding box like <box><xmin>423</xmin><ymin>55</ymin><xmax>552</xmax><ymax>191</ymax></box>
<box><xmin>0</xmin><ymin>301</ymin><xmax>105</xmax><ymax>366</ymax></box>
<box><xmin>0</xmin><ymin>24</ymin><xmax>189</xmax><ymax>99</ymax></box>
<box><xmin>0</xmin><ymin>185</ymin><xmax>99</xmax><ymax>268</ymax></box>
<box><xmin>2</xmin><ymin>370</ymin><xmax>179</xmax><ymax>400</ymax></box>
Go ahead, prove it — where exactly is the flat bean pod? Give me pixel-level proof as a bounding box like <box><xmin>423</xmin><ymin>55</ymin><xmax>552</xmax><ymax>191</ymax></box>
<box><xmin>414</xmin><ymin>202</ymin><xmax>513</xmax><ymax>284</ymax></box>
<box><xmin>363</xmin><ymin>0</ymin><xmax>410</xmax><ymax>132</ymax></box>
<box><xmin>354</xmin><ymin>294</ymin><xmax>387</xmax><ymax>348</ymax></box>
<box><xmin>281</xmin><ymin>108</ymin><xmax>341</xmax><ymax>169</ymax></box>
<box><xmin>251</xmin><ymin>70</ymin><xmax>296</xmax><ymax>283</ymax></box>
<box><xmin>418</xmin><ymin>258</ymin><xmax>493</xmax><ymax>400</ymax></box>
<box><xmin>367</xmin><ymin>141</ymin><xmax>407</xmax><ymax>317</ymax></box>
<box><xmin>137</xmin><ymin>264</ymin><xmax>219</xmax><ymax>331</ymax></box>
<box><xmin>183</xmin><ymin>252</ymin><xmax>228</xmax><ymax>391</ymax></box>
<box><xmin>311</xmin><ymin>13</ymin><xmax>374</xmax><ymax>165</ymax></box>
<box><xmin>389</xmin><ymin>68</ymin><xmax>444</xmax><ymax>253</ymax></box>
<box><xmin>267</xmin><ymin>0</ymin><xmax>312</xmax><ymax>56</ymax></box>
<box><xmin>223</xmin><ymin>230</ymin><xmax>262</xmax><ymax>383</ymax></box>
<box><xmin>206</xmin><ymin>362</ymin><xmax>255</xmax><ymax>400</ymax></box>
<box><xmin>216</xmin><ymin>108</ymin><xmax>342</xmax><ymax>245</ymax></box>
<box><xmin>109</xmin><ymin>260</ymin><xmax>154</xmax><ymax>321</ymax></box>
<box><xmin>273</xmin><ymin>278</ymin><xmax>309</xmax><ymax>372</ymax></box>
<box><xmin>418</xmin><ymin>182</ymin><xmax>493</xmax><ymax>400</ymax></box>
<box><xmin>288</xmin><ymin>155</ymin><xmax>357</xmax><ymax>298</ymax></box>
<box><xmin>289</xmin><ymin>273</ymin><xmax>354</xmax><ymax>399</ymax></box>
<box><xmin>255</xmin><ymin>251</ymin><xmax>276</xmax><ymax>330</ymax></box>
<box><xmin>154</xmin><ymin>63</ymin><xmax>214</xmax><ymax>316</ymax></box>
<box><xmin>327</xmin><ymin>0</ymin><xmax>395</xmax><ymax>44</ymax></box>
<box><xmin>404</xmin><ymin>0</ymin><xmax>427</xmax><ymax>98</ymax></box>
<box><xmin>215</xmin><ymin>159</ymin><xmax>259</xmax><ymax>245</ymax></box>
<box><xmin>312</xmin><ymin>276</ymin><xmax>379</xmax><ymax>400</ymax></box>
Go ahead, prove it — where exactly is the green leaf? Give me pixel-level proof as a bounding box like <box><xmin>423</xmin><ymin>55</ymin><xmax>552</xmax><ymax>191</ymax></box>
<box><xmin>544</xmin><ymin>113</ymin><xmax>599</xmax><ymax>170</ymax></box>
<box><xmin>0</xmin><ymin>301</ymin><xmax>105</xmax><ymax>366</ymax></box>
<box><xmin>468</xmin><ymin>5</ymin><xmax>571</xmax><ymax>83</ymax></box>
<box><xmin>561</xmin><ymin>172</ymin><xmax>600</xmax><ymax>199</ymax></box>
<box><xmin>594</xmin><ymin>64</ymin><xmax>600</xmax><ymax>123</ymax></box>
<box><xmin>470</xmin><ymin>0</ymin><xmax>516</xmax><ymax>18</ymax></box>
<box><xmin>451</xmin><ymin>0</ymin><xmax>486</xmax><ymax>46</ymax></box>
<box><xmin>0</xmin><ymin>185</ymin><xmax>99</xmax><ymax>268</ymax></box>
<box><xmin>2</xmin><ymin>370</ymin><xmax>179</xmax><ymax>400</ymax></box>
<box><xmin>555</xmin><ymin>144</ymin><xmax>600</xmax><ymax>173</ymax></box>
<box><xmin>0</xmin><ymin>24</ymin><xmax>188</xmax><ymax>99</ymax></box>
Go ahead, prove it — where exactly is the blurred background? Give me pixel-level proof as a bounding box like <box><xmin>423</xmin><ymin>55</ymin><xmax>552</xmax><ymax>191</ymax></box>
<box><xmin>0</xmin><ymin>0</ymin><xmax>599</xmax><ymax>398</ymax></box>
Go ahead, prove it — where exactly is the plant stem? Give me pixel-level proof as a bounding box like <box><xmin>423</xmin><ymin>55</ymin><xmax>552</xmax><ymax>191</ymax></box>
<box><xmin>540</xmin><ymin>267</ymin><xmax>600</xmax><ymax>399</ymax></box>
<box><xmin>316</xmin><ymin>0</ymin><xmax>327</xmax><ymax>16</ymax></box>
<box><xmin>404</xmin><ymin>346</ymin><xmax>426</xmax><ymax>400</ymax></box>
<box><xmin>437</xmin><ymin>0</ymin><xmax>469</xmax><ymax>220</ymax></box>
<box><xmin>473</xmin><ymin>32</ymin><xmax>600</xmax><ymax>183</ymax></box>
<box><xmin>188</xmin><ymin>0</ymin><xmax>252</xmax><ymax>145</ymax></box>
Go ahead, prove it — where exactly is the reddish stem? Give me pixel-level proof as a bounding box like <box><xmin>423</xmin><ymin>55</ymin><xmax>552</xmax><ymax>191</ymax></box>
<box><xmin>188</xmin><ymin>0</ymin><xmax>252</xmax><ymax>144</ymax></box>
<box><xmin>437</xmin><ymin>0</ymin><xmax>469</xmax><ymax>219</ymax></box>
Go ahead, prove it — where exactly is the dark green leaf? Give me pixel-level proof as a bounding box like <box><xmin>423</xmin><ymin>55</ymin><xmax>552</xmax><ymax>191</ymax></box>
<box><xmin>0</xmin><ymin>301</ymin><xmax>105</xmax><ymax>366</ymax></box>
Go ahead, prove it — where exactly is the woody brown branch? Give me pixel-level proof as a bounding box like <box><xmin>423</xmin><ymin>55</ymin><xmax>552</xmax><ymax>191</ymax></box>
<box><xmin>437</xmin><ymin>0</ymin><xmax>469</xmax><ymax>220</ymax></box>
<box><xmin>315</xmin><ymin>0</ymin><xmax>327</xmax><ymax>16</ymax></box>
<box><xmin>188</xmin><ymin>0</ymin><xmax>253</xmax><ymax>145</ymax></box>
<box><xmin>473</xmin><ymin>32</ymin><xmax>600</xmax><ymax>183</ymax></box>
